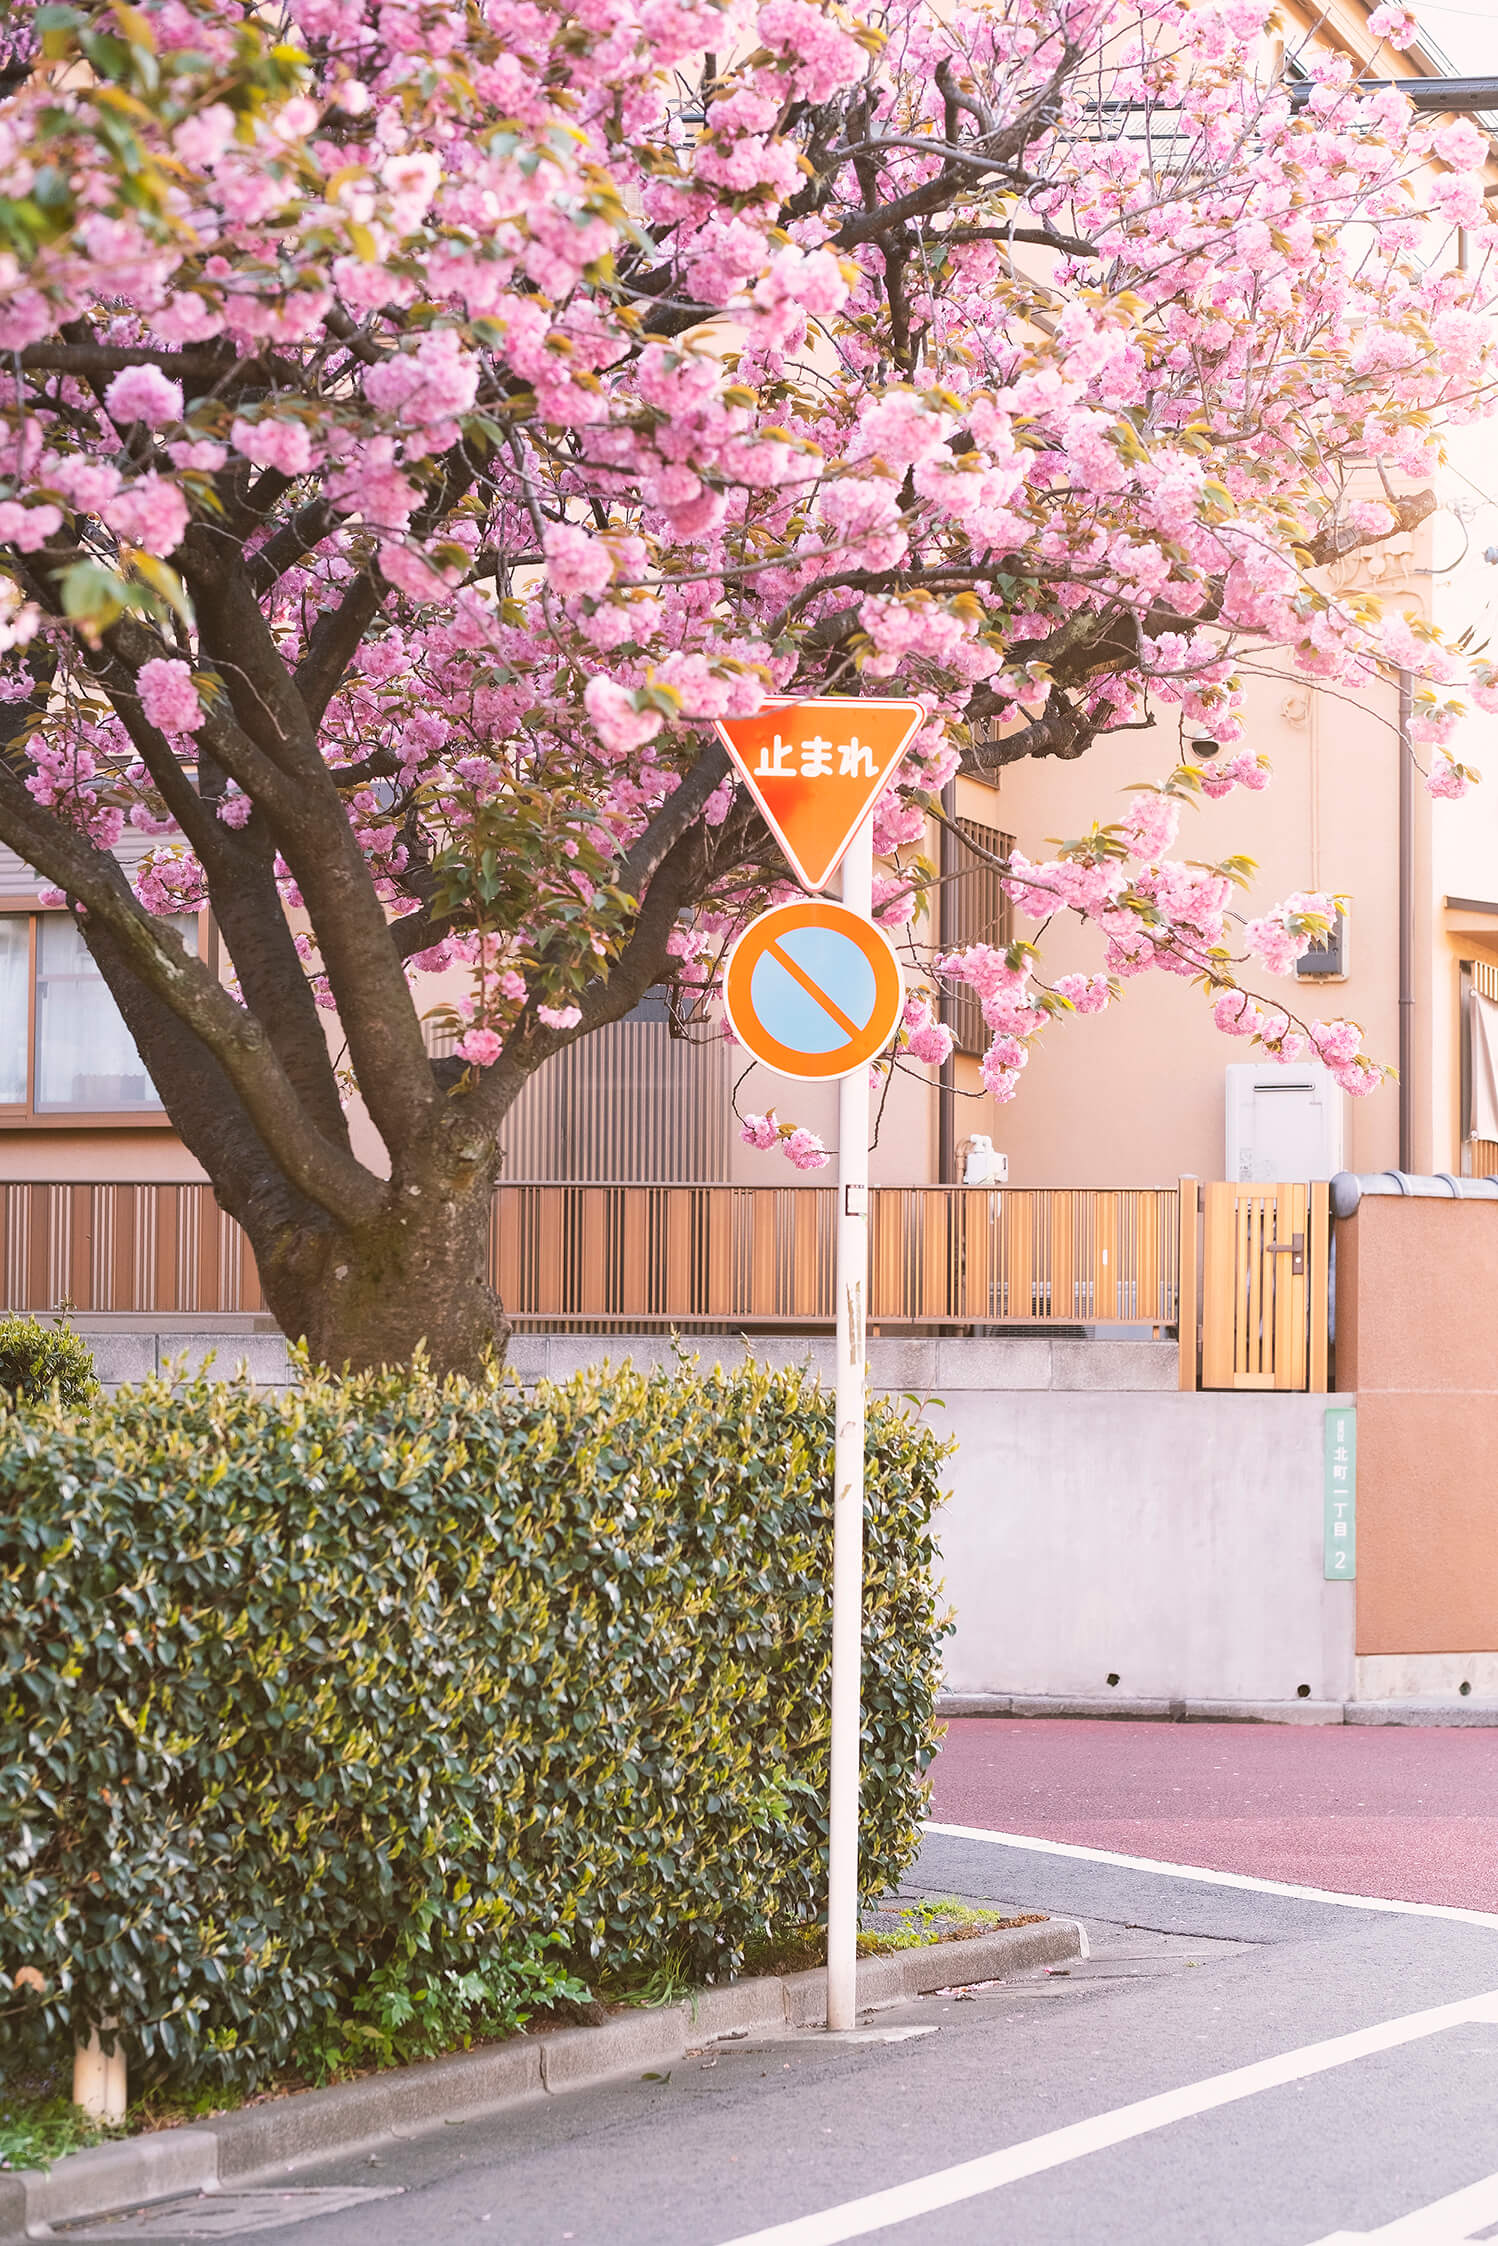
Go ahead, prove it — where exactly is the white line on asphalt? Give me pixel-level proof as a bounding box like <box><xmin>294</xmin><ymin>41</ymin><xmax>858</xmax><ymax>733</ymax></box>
<box><xmin>1303</xmin><ymin>2161</ymin><xmax>1498</xmax><ymax>2241</ymax></box>
<box><xmin>713</xmin><ymin>1989</ymin><xmax>1498</xmax><ymax>2246</ymax></box>
<box><xmin>817</xmin><ymin>2027</ymin><xmax>937</xmax><ymax>2045</ymax></box>
<box><xmin>923</xmin><ymin>1821</ymin><xmax>1498</xmax><ymax>1932</ymax></box>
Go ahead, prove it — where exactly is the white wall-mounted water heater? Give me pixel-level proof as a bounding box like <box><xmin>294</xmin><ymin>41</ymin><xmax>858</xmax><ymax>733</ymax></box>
<box><xmin>1225</xmin><ymin>1061</ymin><xmax>1344</xmax><ymax>1183</ymax></box>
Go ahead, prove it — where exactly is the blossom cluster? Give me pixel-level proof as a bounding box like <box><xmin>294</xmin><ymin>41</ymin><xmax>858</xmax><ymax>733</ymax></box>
<box><xmin>0</xmin><ymin>0</ymin><xmax>1490</xmax><ymax>1171</ymax></box>
<box><xmin>740</xmin><ymin>1111</ymin><xmax>831</xmax><ymax>1170</ymax></box>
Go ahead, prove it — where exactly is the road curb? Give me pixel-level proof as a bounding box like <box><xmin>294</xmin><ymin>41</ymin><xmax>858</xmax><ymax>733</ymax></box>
<box><xmin>20</xmin><ymin>2128</ymin><xmax>220</xmax><ymax>2231</ymax></box>
<box><xmin>938</xmin><ymin>1693</ymin><xmax>1498</xmax><ymax>1726</ymax></box>
<box><xmin>1344</xmin><ymin>1697</ymin><xmax>1498</xmax><ymax>1726</ymax></box>
<box><xmin>939</xmin><ymin>1693</ymin><xmax>1178</xmax><ymax>1720</ymax></box>
<box><xmin>0</xmin><ymin>1920</ymin><xmax>1075</xmax><ymax>2239</ymax></box>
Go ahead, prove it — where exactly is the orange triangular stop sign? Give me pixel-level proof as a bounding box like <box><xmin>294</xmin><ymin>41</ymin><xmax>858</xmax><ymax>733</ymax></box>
<box><xmin>713</xmin><ymin>697</ymin><xmax>927</xmax><ymax>892</ymax></box>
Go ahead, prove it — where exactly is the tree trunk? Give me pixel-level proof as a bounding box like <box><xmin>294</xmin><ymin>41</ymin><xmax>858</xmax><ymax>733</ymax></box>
<box><xmin>247</xmin><ymin>1163</ymin><xmax>510</xmax><ymax>1379</ymax></box>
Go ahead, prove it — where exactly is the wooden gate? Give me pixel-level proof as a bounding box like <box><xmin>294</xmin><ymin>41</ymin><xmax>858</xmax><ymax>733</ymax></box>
<box><xmin>1179</xmin><ymin>1180</ymin><xmax>1330</xmax><ymax>1391</ymax></box>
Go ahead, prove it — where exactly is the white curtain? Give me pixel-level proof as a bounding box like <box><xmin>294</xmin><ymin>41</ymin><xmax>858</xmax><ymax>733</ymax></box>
<box><xmin>0</xmin><ymin>918</ymin><xmax>27</xmax><ymax>1105</ymax></box>
<box><xmin>34</xmin><ymin>914</ymin><xmax>196</xmax><ymax>1111</ymax></box>
<box><xmin>1470</xmin><ymin>988</ymin><xmax>1498</xmax><ymax>1145</ymax></box>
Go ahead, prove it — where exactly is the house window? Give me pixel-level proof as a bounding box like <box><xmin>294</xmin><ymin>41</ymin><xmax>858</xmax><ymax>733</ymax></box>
<box><xmin>0</xmin><ymin>912</ymin><xmax>198</xmax><ymax>1120</ymax></box>
<box><xmin>1296</xmin><ymin>910</ymin><xmax>1347</xmax><ymax>982</ymax></box>
<box><xmin>943</xmin><ymin>818</ymin><xmax>1014</xmax><ymax>1056</ymax></box>
<box><xmin>0</xmin><ymin>919</ymin><xmax>27</xmax><ymax>1105</ymax></box>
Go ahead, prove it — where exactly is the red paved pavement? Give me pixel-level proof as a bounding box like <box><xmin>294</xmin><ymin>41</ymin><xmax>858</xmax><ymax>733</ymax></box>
<box><xmin>929</xmin><ymin>1718</ymin><xmax>1498</xmax><ymax>1911</ymax></box>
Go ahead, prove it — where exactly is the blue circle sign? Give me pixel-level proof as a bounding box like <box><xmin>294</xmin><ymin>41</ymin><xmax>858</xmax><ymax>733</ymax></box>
<box><xmin>722</xmin><ymin>899</ymin><xmax>904</xmax><ymax>1081</ymax></box>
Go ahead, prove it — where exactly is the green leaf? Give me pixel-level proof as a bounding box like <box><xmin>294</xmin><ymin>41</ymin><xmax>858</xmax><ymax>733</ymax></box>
<box><xmin>123</xmin><ymin>549</ymin><xmax>196</xmax><ymax>630</ymax></box>
<box><xmin>57</xmin><ymin>558</ymin><xmax>130</xmax><ymax>641</ymax></box>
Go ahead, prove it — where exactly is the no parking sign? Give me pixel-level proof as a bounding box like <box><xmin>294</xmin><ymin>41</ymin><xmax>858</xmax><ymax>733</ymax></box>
<box><xmin>722</xmin><ymin>898</ymin><xmax>904</xmax><ymax>1081</ymax></box>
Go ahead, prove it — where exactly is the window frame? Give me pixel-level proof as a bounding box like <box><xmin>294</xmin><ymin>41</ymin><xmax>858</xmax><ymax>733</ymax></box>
<box><xmin>0</xmin><ymin>900</ymin><xmax>208</xmax><ymax>1130</ymax></box>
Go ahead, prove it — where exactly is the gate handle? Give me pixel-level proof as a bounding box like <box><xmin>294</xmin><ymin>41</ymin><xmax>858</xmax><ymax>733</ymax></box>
<box><xmin>1264</xmin><ymin>1231</ymin><xmax>1305</xmax><ymax>1275</ymax></box>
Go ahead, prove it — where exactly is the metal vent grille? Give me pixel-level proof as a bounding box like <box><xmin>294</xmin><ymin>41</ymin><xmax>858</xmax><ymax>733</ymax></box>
<box><xmin>499</xmin><ymin>996</ymin><xmax>731</xmax><ymax>1182</ymax></box>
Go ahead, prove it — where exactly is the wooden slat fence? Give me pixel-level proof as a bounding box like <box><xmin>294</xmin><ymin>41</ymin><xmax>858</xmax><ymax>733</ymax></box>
<box><xmin>496</xmin><ymin>1183</ymin><xmax>1180</xmax><ymax>1328</ymax></box>
<box><xmin>0</xmin><ymin>1181</ymin><xmax>1180</xmax><ymax>1331</ymax></box>
<box><xmin>0</xmin><ymin>1182</ymin><xmax>263</xmax><ymax>1316</ymax></box>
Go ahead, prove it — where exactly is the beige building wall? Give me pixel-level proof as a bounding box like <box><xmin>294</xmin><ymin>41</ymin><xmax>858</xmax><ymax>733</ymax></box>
<box><xmin>975</xmin><ymin>463</ymin><xmax>1498</xmax><ymax>1190</ymax></box>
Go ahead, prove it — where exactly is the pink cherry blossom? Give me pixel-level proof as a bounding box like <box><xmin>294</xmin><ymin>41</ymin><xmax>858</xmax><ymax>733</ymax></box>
<box><xmin>103</xmin><ymin>364</ymin><xmax>183</xmax><ymax>429</ymax></box>
<box><xmin>544</xmin><ymin>523</ymin><xmax>615</xmax><ymax>599</ymax></box>
<box><xmin>1366</xmin><ymin>3</ymin><xmax>1417</xmax><ymax>46</ymax></box>
<box><xmin>783</xmin><ymin>1126</ymin><xmax>831</xmax><ymax>1170</ymax></box>
<box><xmin>1053</xmin><ymin>973</ymin><xmax>1112</xmax><ymax>1015</ymax></box>
<box><xmin>458</xmin><ymin>1027</ymin><xmax>503</xmax><ymax>1066</ymax></box>
<box><xmin>0</xmin><ymin>501</ymin><xmax>61</xmax><ymax>552</ymax></box>
<box><xmin>584</xmin><ymin>678</ymin><xmax>663</xmax><ymax>756</ymax></box>
<box><xmin>901</xmin><ymin>991</ymin><xmax>954</xmax><ymax>1066</ymax></box>
<box><xmin>136</xmin><ymin>658</ymin><xmax>204</xmax><ymax>736</ymax></box>
<box><xmin>1119</xmin><ymin>791</ymin><xmax>1182</xmax><ymax>862</ymax></box>
<box><xmin>231</xmin><ymin>415</ymin><xmax>315</xmax><ymax>476</ymax></box>
<box><xmin>102</xmin><ymin>476</ymin><xmax>189</xmax><ymax>555</ymax></box>
<box><xmin>1427</xmin><ymin>756</ymin><xmax>1475</xmax><ymax>801</ymax></box>
<box><xmin>756</xmin><ymin>0</ymin><xmax>865</xmax><ymax>101</ymax></box>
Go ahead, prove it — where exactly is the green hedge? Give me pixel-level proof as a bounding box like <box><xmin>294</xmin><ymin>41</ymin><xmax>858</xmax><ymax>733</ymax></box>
<box><xmin>0</xmin><ymin>1356</ymin><xmax>949</xmax><ymax>2090</ymax></box>
<box><xmin>0</xmin><ymin>1314</ymin><xmax>96</xmax><ymax>1410</ymax></box>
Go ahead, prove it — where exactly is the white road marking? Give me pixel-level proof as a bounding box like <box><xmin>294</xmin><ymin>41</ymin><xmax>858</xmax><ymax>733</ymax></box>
<box><xmin>815</xmin><ymin>2026</ymin><xmax>937</xmax><ymax>2045</ymax></box>
<box><xmin>1304</xmin><ymin>2163</ymin><xmax>1498</xmax><ymax>2241</ymax></box>
<box><xmin>712</xmin><ymin>1990</ymin><xmax>1498</xmax><ymax>2246</ymax></box>
<box><xmin>924</xmin><ymin>1821</ymin><xmax>1498</xmax><ymax>1933</ymax></box>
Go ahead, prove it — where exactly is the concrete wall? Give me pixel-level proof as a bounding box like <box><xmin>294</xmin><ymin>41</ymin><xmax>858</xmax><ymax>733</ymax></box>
<box><xmin>936</xmin><ymin>1389</ymin><xmax>1352</xmax><ymax>1707</ymax></box>
<box><xmin>82</xmin><ymin>1325</ymin><xmax>295</xmax><ymax>1389</ymax></box>
<box><xmin>1336</xmin><ymin>1195</ymin><xmax>1498</xmax><ymax>1661</ymax></box>
<box><xmin>81</xmin><ymin>1326</ymin><xmax>1346</xmax><ymax>1708</ymax></box>
<box><xmin>80</xmin><ymin>1326</ymin><xmax>1178</xmax><ymax>1396</ymax></box>
<box><xmin>503</xmin><ymin>1331</ymin><xmax>1179</xmax><ymax>1393</ymax></box>
<box><xmin>516</xmin><ymin>1338</ymin><xmax>1347</xmax><ymax>1709</ymax></box>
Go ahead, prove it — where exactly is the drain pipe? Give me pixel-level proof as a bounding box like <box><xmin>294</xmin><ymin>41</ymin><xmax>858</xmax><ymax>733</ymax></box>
<box><xmin>1398</xmin><ymin>668</ymin><xmax>1415</xmax><ymax>1174</ymax></box>
<box><xmin>937</xmin><ymin>780</ymin><xmax>958</xmax><ymax>1184</ymax></box>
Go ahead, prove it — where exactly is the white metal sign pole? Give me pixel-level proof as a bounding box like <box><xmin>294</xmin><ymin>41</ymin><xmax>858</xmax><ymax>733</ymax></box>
<box><xmin>826</xmin><ymin>808</ymin><xmax>873</xmax><ymax>2034</ymax></box>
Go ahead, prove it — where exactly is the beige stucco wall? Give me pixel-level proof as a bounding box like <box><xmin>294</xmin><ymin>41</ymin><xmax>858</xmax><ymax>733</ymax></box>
<box><xmin>974</xmin><ymin>468</ymin><xmax>1498</xmax><ymax>1189</ymax></box>
<box><xmin>0</xmin><ymin>1127</ymin><xmax>208</xmax><ymax>1183</ymax></box>
<box><xmin>979</xmin><ymin>668</ymin><xmax>1406</xmax><ymax>1186</ymax></box>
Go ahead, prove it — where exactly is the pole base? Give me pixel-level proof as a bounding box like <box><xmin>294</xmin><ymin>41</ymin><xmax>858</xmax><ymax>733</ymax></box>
<box><xmin>74</xmin><ymin>2027</ymin><xmax>127</xmax><ymax>2124</ymax></box>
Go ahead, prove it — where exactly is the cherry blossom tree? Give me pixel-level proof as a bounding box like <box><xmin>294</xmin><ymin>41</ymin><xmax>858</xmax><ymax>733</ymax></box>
<box><xmin>1</xmin><ymin>0</ymin><xmax>1494</xmax><ymax>1371</ymax></box>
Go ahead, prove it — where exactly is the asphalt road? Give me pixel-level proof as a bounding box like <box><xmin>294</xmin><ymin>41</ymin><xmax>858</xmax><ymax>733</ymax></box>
<box><xmin>70</xmin><ymin>1722</ymin><xmax>1498</xmax><ymax>2246</ymax></box>
<box><xmin>930</xmin><ymin>1716</ymin><xmax>1498</xmax><ymax>1910</ymax></box>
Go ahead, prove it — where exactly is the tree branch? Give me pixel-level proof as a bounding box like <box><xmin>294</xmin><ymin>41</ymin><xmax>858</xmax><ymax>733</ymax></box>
<box><xmin>20</xmin><ymin>343</ymin><xmax>231</xmax><ymax>378</ymax></box>
<box><xmin>1303</xmin><ymin>487</ymin><xmax>1437</xmax><ymax>567</ymax></box>
<box><xmin>0</xmin><ymin>771</ymin><xmax>383</xmax><ymax>1229</ymax></box>
<box><xmin>615</xmin><ymin>740</ymin><xmax>730</xmax><ymax>899</ymax></box>
<box><xmin>246</xmin><ymin>498</ymin><xmax>341</xmax><ymax>598</ymax></box>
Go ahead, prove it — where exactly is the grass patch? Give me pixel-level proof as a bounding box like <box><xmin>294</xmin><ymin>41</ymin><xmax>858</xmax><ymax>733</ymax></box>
<box><xmin>0</xmin><ymin>2077</ymin><xmax>118</xmax><ymax>2175</ymax></box>
<box><xmin>0</xmin><ymin>2063</ymin><xmax>248</xmax><ymax>2175</ymax></box>
<box><xmin>739</xmin><ymin>1898</ymin><xmax>1046</xmax><ymax>1978</ymax></box>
